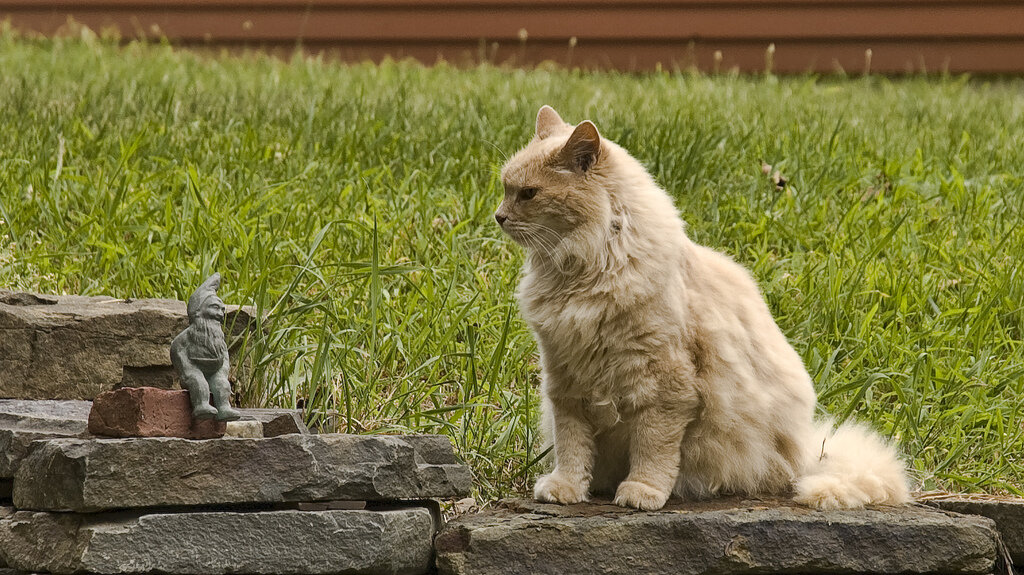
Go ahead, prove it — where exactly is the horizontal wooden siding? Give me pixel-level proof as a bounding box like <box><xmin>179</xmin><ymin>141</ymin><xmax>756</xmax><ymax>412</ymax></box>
<box><xmin>2</xmin><ymin>1</ymin><xmax>1023</xmax><ymax>73</ymax></box>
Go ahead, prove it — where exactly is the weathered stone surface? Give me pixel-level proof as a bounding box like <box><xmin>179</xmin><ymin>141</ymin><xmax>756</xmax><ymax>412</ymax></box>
<box><xmin>0</xmin><ymin>401</ymin><xmax>305</xmax><ymax>476</ymax></box>
<box><xmin>15</xmin><ymin>433</ymin><xmax>472</xmax><ymax>512</ymax></box>
<box><xmin>0</xmin><ymin>506</ymin><xmax>435</xmax><ymax>575</ymax></box>
<box><xmin>0</xmin><ymin>400</ymin><xmax>92</xmax><ymax>479</ymax></box>
<box><xmin>0</xmin><ymin>399</ymin><xmax>90</xmax><ymax>434</ymax></box>
<box><xmin>0</xmin><ymin>292</ymin><xmax>256</xmax><ymax>400</ymax></box>
<box><xmin>0</xmin><ymin>507</ymin><xmax>9</xmax><ymax>568</ymax></box>
<box><xmin>0</xmin><ymin>399</ymin><xmax>303</xmax><ymax>435</ymax></box>
<box><xmin>922</xmin><ymin>494</ymin><xmax>1024</xmax><ymax>565</ymax></box>
<box><xmin>88</xmin><ymin>387</ymin><xmax>225</xmax><ymax>439</ymax></box>
<box><xmin>238</xmin><ymin>408</ymin><xmax>308</xmax><ymax>436</ymax></box>
<box><xmin>0</xmin><ymin>428</ymin><xmax>80</xmax><ymax>478</ymax></box>
<box><xmin>435</xmin><ymin>498</ymin><xmax>999</xmax><ymax>575</ymax></box>
<box><xmin>0</xmin><ymin>291</ymin><xmax>57</xmax><ymax>306</ymax></box>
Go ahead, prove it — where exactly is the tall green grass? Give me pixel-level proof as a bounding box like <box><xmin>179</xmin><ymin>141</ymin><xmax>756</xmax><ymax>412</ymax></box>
<box><xmin>1</xmin><ymin>30</ymin><xmax>1022</xmax><ymax>498</ymax></box>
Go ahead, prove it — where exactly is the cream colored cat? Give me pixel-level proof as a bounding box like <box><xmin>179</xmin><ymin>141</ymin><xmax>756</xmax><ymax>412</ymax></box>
<box><xmin>496</xmin><ymin>105</ymin><xmax>910</xmax><ymax>511</ymax></box>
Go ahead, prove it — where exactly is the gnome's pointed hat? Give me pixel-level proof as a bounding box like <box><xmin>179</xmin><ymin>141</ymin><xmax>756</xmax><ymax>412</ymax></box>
<box><xmin>187</xmin><ymin>273</ymin><xmax>221</xmax><ymax>321</ymax></box>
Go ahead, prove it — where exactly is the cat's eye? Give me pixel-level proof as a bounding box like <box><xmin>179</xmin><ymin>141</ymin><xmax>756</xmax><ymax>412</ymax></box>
<box><xmin>519</xmin><ymin>187</ymin><xmax>539</xmax><ymax>201</ymax></box>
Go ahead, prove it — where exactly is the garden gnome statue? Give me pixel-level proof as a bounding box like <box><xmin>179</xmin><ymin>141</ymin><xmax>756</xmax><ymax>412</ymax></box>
<box><xmin>171</xmin><ymin>273</ymin><xmax>241</xmax><ymax>421</ymax></box>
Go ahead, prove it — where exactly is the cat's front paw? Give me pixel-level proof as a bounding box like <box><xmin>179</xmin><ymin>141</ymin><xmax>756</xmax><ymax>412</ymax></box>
<box><xmin>534</xmin><ymin>473</ymin><xmax>589</xmax><ymax>505</ymax></box>
<box><xmin>613</xmin><ymin>481</ymin><xmax>669</xmax><ymax>511</ymax></box>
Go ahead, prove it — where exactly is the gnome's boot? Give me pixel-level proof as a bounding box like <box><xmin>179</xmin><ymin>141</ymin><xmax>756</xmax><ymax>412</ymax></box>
<box><xmin>210</xmin><ymin>366</ymin><xmax>241</xmax><ymax>422</ymax></box>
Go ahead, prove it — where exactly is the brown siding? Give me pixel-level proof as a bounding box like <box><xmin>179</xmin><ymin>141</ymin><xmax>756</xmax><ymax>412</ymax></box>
<box><xmin>3</xmin><ymin>1</ymin><xmax>1024</xmax><ymax>73</ymax></box>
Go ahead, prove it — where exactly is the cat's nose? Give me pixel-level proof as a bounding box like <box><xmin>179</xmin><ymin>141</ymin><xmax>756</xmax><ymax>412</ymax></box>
<box><xmin>495</xmin><ymin>213</ymin><xmax>507</xmax><ymax>225</ymax></box>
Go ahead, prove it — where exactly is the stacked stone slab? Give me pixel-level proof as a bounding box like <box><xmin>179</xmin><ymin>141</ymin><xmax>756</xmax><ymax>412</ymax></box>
<box><xmin>921</xmin><ymin>494</ymin><xmax>1024</xmax><ymax>566</ymax></box>
<box><xmin>2</xmin><ymin>506</ymin><xmax>437</xmax><ymax>575</ymax></box>
<box><xmin>0</xmin><ymin>399</ymin><xmax>308</xmax><ymax>493</ymax></box>
<box><xmin>14</xmin><ymin>434</ymin><xmax>472</xmax><ymax>511</ymax></box>
<box><xmin>0</xmin><ymin>400</ymin><xmax>92</xmax><ymax>498</ymax></box>
<box><xmin>1</xmin><ymin>433</ymin><xmax>473</xmax><ymax>575</ymax></box>
<box><xmin>436</xmin><ymin>498</ymin><xmax>1007</xmax><ymax>575</ymax></box>
<box><xmin>0</xmin><ymin>399</ymin><xmax>337</xmax><ymax>574</ymax></box>
<box><xmin>0</xmin><ymin>289</ymin><xmax>257</xmax><ymax>400</ymax></box>
<box><xmin>0</xmin><ymin>289</ymin><xmax>474</xmax><ymax>574</ymax></box>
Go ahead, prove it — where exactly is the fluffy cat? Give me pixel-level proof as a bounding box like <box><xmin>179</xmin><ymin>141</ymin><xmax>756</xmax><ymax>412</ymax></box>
<box><xmin>495</xmin><ymin>105</ymin><xmax>910</xmax><ymax>511</ymax></box>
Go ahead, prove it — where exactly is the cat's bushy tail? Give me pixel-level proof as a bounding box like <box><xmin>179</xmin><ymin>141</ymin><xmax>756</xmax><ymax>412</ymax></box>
<box><xmin>793</xmin><ymin>420</ymin><xmax>910</xmax><ymax>510</ymax></box>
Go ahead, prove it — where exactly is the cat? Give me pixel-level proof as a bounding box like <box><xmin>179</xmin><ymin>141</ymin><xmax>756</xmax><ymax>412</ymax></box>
<box><xmin>495</xmin><ymin>105</ymin><xmax>910</xmax><ymax>511</ymax></box>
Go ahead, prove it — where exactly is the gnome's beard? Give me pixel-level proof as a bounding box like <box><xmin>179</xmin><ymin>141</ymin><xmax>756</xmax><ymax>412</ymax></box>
<box><xmin>187</xmin><ymin>316</ymin><xmax>229</xmax><ymax>361</ymax></box>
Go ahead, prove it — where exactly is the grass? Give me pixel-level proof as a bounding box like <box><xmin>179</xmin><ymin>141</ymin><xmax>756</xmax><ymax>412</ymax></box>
<box><xmin>1</xmin><ymin>29</ymin><xmax>1023</xmax><ymax>499</ymax></box>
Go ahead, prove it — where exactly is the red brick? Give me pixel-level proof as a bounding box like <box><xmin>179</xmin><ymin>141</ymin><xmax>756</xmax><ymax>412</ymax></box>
<box><xmin>88</xmin><ymin>387</ymin><xmax>225</xmax><ymax>439</ymax></box>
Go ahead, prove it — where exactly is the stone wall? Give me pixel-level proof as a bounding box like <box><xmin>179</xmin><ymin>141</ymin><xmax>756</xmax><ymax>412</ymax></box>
<box><xmin>0</xmin><ymin>401</ymin><xmax>472</xmax><ymax>575</ymax></box>
<box><xmin>4</xmin><ymin>399</ymin><xmax>1019</xmax><ymax>575</ymax></box>
<box><xmin>436</xmin><ymin>498</ymin><xmax>1019</xmax><ymax>575</ymax></box>
<box><xmin>0</xmin><ymin>290</ymin><xmax>257</xmax><ymax>400</ymax></box>
<box><xmin>1</xmin><ymin>291</ymin><xmax>1022</xmax><ymax>574</ymax></box>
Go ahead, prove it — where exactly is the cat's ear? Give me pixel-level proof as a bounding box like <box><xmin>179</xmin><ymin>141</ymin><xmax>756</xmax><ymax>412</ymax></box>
<box><xmin>535</xmin><ymin>105</ymin><xmax>565</xmax><ymax>139</ymax></box>
<box><xmin>559</xmin><ymin>121</ymin><xmax>602</xmax><ymax>173</ymax></box>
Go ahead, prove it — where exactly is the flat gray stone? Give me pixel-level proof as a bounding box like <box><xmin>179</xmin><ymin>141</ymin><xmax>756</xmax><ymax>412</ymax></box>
<box><xmin>0</xmin><ymin>428</ymin><xmax>83</xmax><ymax>479</ymax></box>
<box><xmin>0</xmin><ymin>507</ymin><xmax>9</xmax><ymax>568</ymax></box>
<box><xmin>0</xmin><ymin>399</ymin><xmax>91</xmax><ymax>433</ymax></box>
<box><xmin>0</xmin><ymin>506</ymin><xmax>435</xmax><ymax>574</ymax></box>
<box><xmin>0</xmin><ymin>400</ymin><xmax>302</xmax><ymax>435</ymax></box>
<box><xmin>15</xmin><ymin>433</ymin><xmax>472</xmax><ymax>512</ymax></box>
<box><xmin>238</xmin><ymin>408</ymin><xmax>309</xmax><ymax>436</ymax></box>
<box><xmin>0</xmin><ymin>402</ymin><xmax>304</xmax><ymax>478</ymax></box>
<box><xmin>0</xmin><ymin>292</ymin><xmax>255</xmax><ymax>400</ymax></box>
<box><xmin>921</xmin><ymin>494</ymin><xmax>1024</xmax><ymax>565</ymax></box>
<box><xmin>435</xmin><ymin>498</ymin><xmax>999</xmax><ymax>575</ymax></box>
<box><xmin>0</xmin><ymin>400</ymin><xmax>92</xmax><ymax>479</ymax></box>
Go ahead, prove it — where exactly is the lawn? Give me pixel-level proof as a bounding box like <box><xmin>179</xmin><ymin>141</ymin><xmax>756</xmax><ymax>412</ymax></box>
<box><xmin>1</xmin><ymin>30</ymin><xmax>1023</xmax><ymax>499</ymax></box>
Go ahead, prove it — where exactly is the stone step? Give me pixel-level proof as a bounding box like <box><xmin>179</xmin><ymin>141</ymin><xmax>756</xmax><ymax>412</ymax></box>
<box><xmin>14</xmin><ymin>433</ymin><xmax>472</xmax><ymax>512</ymax></box>
<box><xmin>0</xmin><ymin>399</ymin><xmax>304</xmax><ymax>437</ymax></box>
<box><xmin>0</xmin><ymin>399</ymin><xmax>91</xmax><ymax>434</ymax></box>
<box><xmin>0</xmin><ymin>400</ymin><xmax>307</xmax><ymax>481</ymax></box>
<box><xmin>435</xmin><ymin>498</ymin><xmax>1000</xmax><ymax>575</ymax></box>
<box><xmin>0</xmin><ymin>428</ymin><xmax>80</xmax><ymax>479</ymax></box>
<box><xmin>0</xmin><ymin>291</ymin><xmax>256</xmax><ymax>400</ymax></box>
<box><xmin>0</xmin><ymin>505</ymin><xmax>436</xmax><ymax>575</ymax></box>
<box><xmin>0</xmin><ymin>401</ymin><xmax>92</xmax><ymax>481</ymax></box>
<box><xmin>921</xmin><ymin>494</ymin><xmax>1024</xmax><ymax>566</ymax></box>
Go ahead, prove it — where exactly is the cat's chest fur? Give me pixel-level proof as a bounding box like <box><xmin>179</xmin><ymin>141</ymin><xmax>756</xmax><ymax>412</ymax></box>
<box><xmin>518</xmin><ymin>267</ymin><xmax>685</xmax><ymax>411</ymax></box>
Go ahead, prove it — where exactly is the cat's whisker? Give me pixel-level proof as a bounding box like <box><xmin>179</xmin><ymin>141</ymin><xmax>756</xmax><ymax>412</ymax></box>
<box><xmin>483</xmin><ymin>140</ymin><xmax>510</xmax><ymax>163</ymax></box>
<box><xmin>516</xmin><ymin>221</ymin><xmax>563</xmax><ymax>249</ymax></box>
<box><xmin>515</xmin><ymin>223</ymin><xmax>570</xmax><ymax>275</ymax></box>
<box><xmin>520</xmin><ymin>221</ymin><xmax>563</xmax><ymax>241</ymax></box>
<box><xmin>516</xmin><ymin>228</ymin><xmax>552</xmax><ymax>257</ymax></box>
<box><xmin>512</xmin><ymin>226</ymin><xmax>567</xmax><ymax>276</ymax></box>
